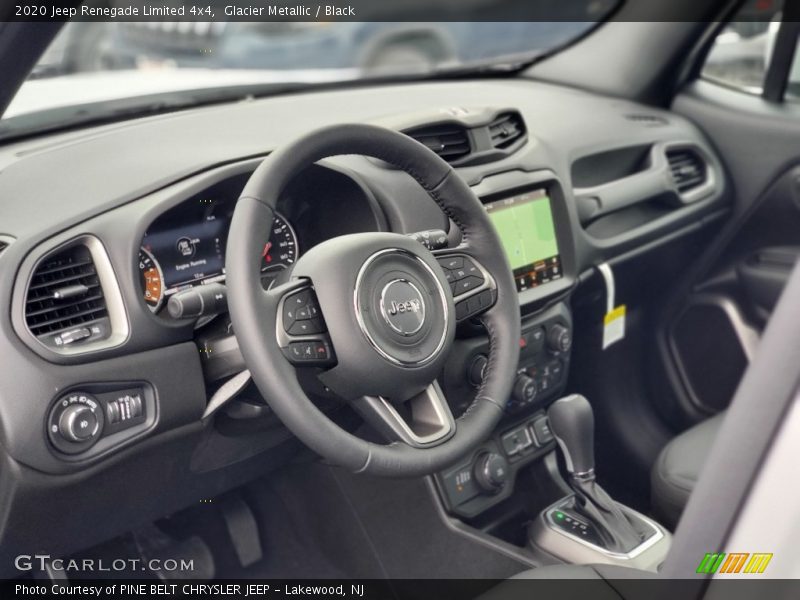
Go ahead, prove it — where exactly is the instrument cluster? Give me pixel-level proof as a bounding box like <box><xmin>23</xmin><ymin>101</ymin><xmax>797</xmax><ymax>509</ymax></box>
<box><xmin>139</xmin><ymin>191</ymin><xmax>298</xmax><ymax>314</ymax></box>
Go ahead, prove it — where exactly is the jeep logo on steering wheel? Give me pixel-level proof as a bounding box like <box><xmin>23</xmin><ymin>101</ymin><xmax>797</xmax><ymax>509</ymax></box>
<box><xmin>387</xmin><ymin>298</ymin><xmax>422</xmax><ymax>315</ymax></box>
<box><xmin>380</xmin><ymin>279</ymin><xmax>426</xmax><ymax>336</ymax></box>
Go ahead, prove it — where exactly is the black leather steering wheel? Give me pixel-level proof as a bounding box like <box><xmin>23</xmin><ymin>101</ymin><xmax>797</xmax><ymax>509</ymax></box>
<box><xmin>226</xmin><ymin>124</ymin><xmax>520</xmax><ymax>476</ymax></box>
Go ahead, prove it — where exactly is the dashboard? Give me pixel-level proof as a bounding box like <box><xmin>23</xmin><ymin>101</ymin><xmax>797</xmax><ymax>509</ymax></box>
<box><xmin>0</xmin><ymin>77</ymin><xmax>730</xmax><ymax>572</ymax></box>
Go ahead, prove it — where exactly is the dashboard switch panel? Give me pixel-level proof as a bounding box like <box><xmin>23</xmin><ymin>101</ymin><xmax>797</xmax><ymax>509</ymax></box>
<box><xmin>46</xmin><ymin>383</ymin><xmax>155</xmax><ymax>459</ymax></box>
<box><xmin>103</xmin><ymin>388</ymin><xmax>146</xmax><ymax>432</ymax></box>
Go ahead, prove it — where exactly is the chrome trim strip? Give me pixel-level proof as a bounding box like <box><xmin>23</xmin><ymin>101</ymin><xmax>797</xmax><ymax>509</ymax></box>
<box><xmin>363</xmin><ymin>381</ymin><xmax>455</xmax><ymax>448</ymax></box>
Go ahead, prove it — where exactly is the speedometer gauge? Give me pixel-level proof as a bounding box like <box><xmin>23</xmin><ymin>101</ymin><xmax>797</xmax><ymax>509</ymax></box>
<box><xmin>261</xmin><ymin>212</ymin><xmax>298</xmax><ymax>278</ymax></box>
<box><xmin>139</xmin><ymin>248</ymin><xmax>164</xmax><ymax>312</ymax></box>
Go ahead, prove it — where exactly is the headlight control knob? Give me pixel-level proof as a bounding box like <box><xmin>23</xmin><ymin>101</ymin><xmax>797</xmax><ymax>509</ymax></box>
<box><xmin>58</xmin><ymin>404</ymin><xmax>99</xmax><ymax>442</ymax></box>
<box><xmin>48</xmin><ymin>392</ymin><xmax>104</xmax><ymax>454</ymax></box>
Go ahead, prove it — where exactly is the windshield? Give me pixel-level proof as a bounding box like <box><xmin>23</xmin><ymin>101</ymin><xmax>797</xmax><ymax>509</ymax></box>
<box><xmin>2</xmin><ymin>5</ymin><xmax>617</xmax><ymax>132</ymax></box>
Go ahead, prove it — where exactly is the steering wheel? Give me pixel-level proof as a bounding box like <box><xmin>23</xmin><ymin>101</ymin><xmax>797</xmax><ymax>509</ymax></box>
<box><xmin>226</xmin><ymin>124</ymin><xmax>520</xmax><ymax>477</ymax></box>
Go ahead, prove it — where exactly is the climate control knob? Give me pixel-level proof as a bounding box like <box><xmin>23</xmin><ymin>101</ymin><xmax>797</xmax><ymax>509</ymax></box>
<box><xmin>473</xmin><ymin>452</ymin><xmax>509</xmax><ymax>494</ymax></box>
<box><xmin>513</xmin><ymin>374</ymin><xmax>538</xmax><ymax>405</ymax></box>
<box><xmin>548</xmin><ymin>324</ymin><xmax>572</xmax><ymax>353</ymax></box>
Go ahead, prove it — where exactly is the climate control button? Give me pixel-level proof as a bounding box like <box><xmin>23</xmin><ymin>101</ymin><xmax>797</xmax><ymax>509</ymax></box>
<box><xmin>513</xmin><ymin>374</ymin><xmax>538</xmax><ymax>405</ymax></box>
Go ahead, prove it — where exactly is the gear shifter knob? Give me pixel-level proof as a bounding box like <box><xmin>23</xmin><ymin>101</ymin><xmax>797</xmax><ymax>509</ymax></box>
<box><xmin>547</xmin><ymin>394</ymin><xmax>595</xmax><ymax>477</ymax></box>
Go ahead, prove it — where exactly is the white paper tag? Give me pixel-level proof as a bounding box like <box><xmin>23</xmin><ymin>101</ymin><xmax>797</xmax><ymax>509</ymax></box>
<box><xmin>598</xmin><ymin>263</ymin><xmax>626</xmax><ymax>350</ymax></box>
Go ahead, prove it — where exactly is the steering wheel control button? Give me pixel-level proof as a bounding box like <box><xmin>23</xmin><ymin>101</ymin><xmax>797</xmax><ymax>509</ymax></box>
<box><xmin>282</xmin><ymin>289</ymin><xmax>314</xmax><ymax>329</ymax></box>
<box><xmin>454</xmin><ymin>275</ymin><xmax>483</xmax><ymax>295</ymax></box>
<box><xmin>282</xmin><ymin>289</ymin><xmax>327</xmax><ymax>335</ymax></box>
<box><xmin>284</xmin><ymin>339</ymin><xmax>334</xmax><ymax>365</ymax></box>
<box><xmin>48</xmin><ymin>392</ymin><xmax>105</xmax><ymax>454</ymax></box>
<box><xmin>379</xmin><ymin>279</ymin><xmax>426</xmax><ymax>337</ymax></box>
<box><xmin>288</xmin><ymin>317</ymin><xmax>324</xmax><ymax>336</ymax></box>
<box><xmin>455</xmin><ymin>288</ymin><xmax>496</xmax><ymax>321</ymax></box>
<box><xmin>440</xmin><ymin>256</ymin><xmax>464</xmax><ymax>271</ymax></box>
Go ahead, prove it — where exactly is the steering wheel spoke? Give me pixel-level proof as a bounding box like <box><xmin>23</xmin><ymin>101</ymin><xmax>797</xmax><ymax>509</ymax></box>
<box><xmin>272</xmin><ymin>280</ymin><xmax>337</xmax><ymax>368</ymax></box>
<box><xmin>433</xmin><ymin>249</ymin><xmax>497</xmax><ymax>321</ymax></box>
<box><xmin>352</xmin><ymin>382</ymin><xmax>455</xmax><ymax>448</ymax></box>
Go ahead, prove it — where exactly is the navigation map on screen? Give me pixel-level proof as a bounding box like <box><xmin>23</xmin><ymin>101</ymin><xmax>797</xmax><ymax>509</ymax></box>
<box><xmin>485</xmin><ymin>189</ymin><xmax>562</xmax><ymax>292</ymax></box>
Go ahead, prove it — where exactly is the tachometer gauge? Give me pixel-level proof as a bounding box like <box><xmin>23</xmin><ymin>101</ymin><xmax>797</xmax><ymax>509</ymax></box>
<box><xmin>261</xmin><ymin>212</ymin><xmax>298</xmax><ymax>278</ymax></box>
<box><xmin>139</xmin><ymin>247</ymin><xmax>164</xmax><ymax>312</ymax></box>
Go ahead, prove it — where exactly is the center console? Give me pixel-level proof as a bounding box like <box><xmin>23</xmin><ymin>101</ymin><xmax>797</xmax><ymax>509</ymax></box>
<box><xmin>433</xmin><ymin>177</ymin><xmax>670</xmax><ymax>571</ymax></box>
<box><xmin>437</xmin><ymin>301</ymin><xmax>572</xmax><ymax>518</ymax></box>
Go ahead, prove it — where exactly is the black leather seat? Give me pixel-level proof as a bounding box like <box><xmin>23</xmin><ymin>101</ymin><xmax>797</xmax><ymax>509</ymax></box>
<box><xmin>651</xmin><ymin>413</ymin><xmax>724</xmax><ymax>528</ymax></box>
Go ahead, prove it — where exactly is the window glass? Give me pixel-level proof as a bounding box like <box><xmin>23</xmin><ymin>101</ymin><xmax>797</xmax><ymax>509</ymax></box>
<box><xmin>702</xmin><ymin>0</ymin><xmax>785</xmax><ymax>94</ymax></box>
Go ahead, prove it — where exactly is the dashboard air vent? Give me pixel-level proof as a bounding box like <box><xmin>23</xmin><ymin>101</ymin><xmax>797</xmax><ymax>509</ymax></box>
<box><xmin>25</xmin><ymin>244</ymin><xmax>108</xmax><ymax>337</ymax></box>
<box><xmin>667</xmin><ymin>148</ymin><xmax>707</xmax><ymax>194</ymax></box>
<box><xmin>489</xmin><ymin>111</ymin><xmax>526</xmax><ymax>149</ymax></box>
<box><xmin>405</xmin><ymin>123</ymin><xmax>471</xmax><ymax>162</ymax></box>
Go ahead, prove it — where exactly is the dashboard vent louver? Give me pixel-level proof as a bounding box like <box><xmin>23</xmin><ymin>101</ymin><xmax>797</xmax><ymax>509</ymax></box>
<box><xmin>667</xmin><ymin>148</ymin><xmax>707</xmax><ymax>194</ymax></box>
<box><xmin>404</xmin><ymin>123</ymin><xmax>471</xmax><ymax>162</ymax></box>
<box><xmin>25</xmin><ymin>245</ymin><xmax>108</xmax><ymax>337</ymax></box>
<box><xmin>489</xmin><ymin>112</ymin><xmax>526</xmax><ymax>149</ymax></box>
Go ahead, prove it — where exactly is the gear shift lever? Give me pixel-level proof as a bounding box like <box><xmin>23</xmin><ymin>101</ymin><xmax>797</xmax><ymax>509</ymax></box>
<box><xmin>547</xmin><ymin>394</ymin><xmax>596</xmax><ymax>477</ymax></box>
<box><xmin>547</xmin><ymin>394</ymin><xmax>645</xmax><ymax>553</ymax></box>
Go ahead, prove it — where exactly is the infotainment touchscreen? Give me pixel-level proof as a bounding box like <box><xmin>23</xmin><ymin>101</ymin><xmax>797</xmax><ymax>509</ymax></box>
<box><xmin>485</xmin><ymin>189</ymin><xmax>562</xmax><ymax>293</ymax></box>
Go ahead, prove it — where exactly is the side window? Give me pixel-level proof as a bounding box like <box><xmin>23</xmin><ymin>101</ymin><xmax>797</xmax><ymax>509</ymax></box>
<box><xmin>702</xmin><ymin>0</ymin><xmax>799</xmax><ymax>100</ymax></box>
<box><xmin>788</xmin><ymin>36</ymin><xmax>800</xmax><ymax>99</ymax></box>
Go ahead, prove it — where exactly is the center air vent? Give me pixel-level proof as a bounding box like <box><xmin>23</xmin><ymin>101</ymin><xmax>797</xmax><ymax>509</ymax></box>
<box><xmin>667</xmin><ymin>148</ymin><xmax>708</xmax><ymax>194</ymax></box>
<box><xmin>25</xmin><ymin>244</ymin><xmax>108</xmax><ymax>339</ymax></box>
<box><xmin>404</xmin><ymin>123</ymin><xmax>471</xmax><ymax>162</ymax></box>
<box><xmin>489</xmin><ymin>112</ymin><xmax>526</xmax><ymax>149</ymax></box>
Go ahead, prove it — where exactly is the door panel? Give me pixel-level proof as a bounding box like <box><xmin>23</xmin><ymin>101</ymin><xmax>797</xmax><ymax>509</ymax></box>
<box><xmin>655</xmin><ymin>82</ymin><xmax>800</xmax><ymax>422</ymax></box>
